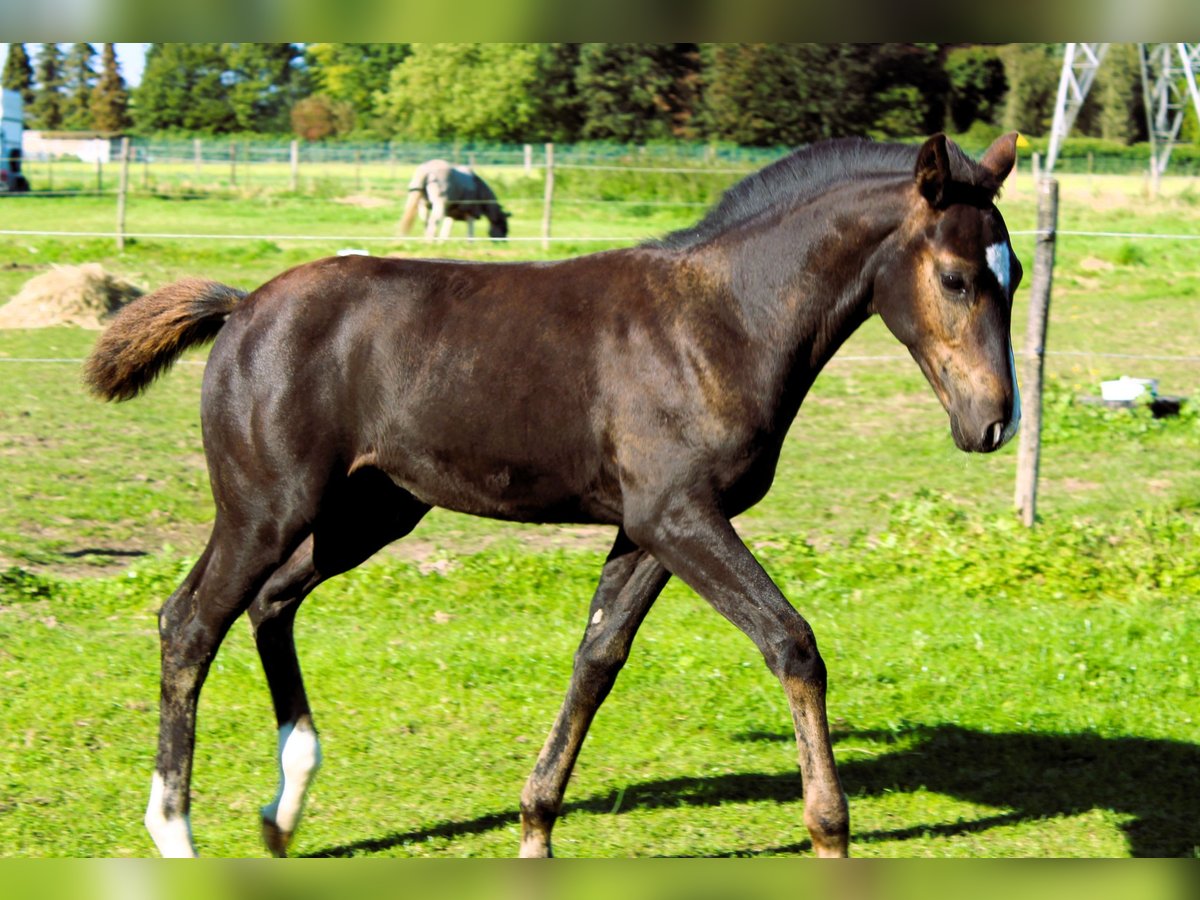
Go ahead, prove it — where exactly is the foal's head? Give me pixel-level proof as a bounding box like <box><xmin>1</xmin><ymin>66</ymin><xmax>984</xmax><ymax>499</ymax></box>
<box><xmin>874</xmin><ymin>132</ymin><xmax>1023</xmax><ymax>453</ymax></box>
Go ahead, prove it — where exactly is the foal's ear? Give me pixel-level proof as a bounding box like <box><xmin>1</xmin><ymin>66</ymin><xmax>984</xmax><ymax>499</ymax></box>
<box><xmin>979</xmin><ymin>132</ymin><xmax>1019</xmax><ymax>185</ymax></box>
<box><xmin>914</xmin><ymin>133</ymin><xmax>951</xmax><ymax>207</ymax></box>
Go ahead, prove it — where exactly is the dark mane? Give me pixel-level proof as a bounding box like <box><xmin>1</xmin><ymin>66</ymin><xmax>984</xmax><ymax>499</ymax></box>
<box><xmin>651</xmin><ymin>137</ymin><xmax>997</xmax><ymax>251</ymax></box>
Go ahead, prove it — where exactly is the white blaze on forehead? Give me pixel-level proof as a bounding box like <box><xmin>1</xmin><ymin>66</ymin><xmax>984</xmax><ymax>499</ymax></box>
<box><xmin>986</xmin><ymin>242</ymin><xmax>1011</xmax><ymax>293</ymax></box>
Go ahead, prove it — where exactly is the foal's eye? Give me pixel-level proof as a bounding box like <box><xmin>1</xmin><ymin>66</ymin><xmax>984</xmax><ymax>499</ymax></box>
<box><xmin>939</xmin><ymin>272</ymin><xmax>968</xmax><ymax>295</ymax></box>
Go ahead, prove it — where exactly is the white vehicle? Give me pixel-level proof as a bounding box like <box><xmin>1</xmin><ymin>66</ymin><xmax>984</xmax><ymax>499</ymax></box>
<box><xmin>1</xmin><ymin>88</ymin><xmax>29</xmax><ymax>193</ymax></box>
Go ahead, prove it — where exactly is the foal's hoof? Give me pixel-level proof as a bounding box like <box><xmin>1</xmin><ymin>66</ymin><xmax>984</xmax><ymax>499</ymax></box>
<box><xmin>261</xmin><ymin>816</ymin><xmax>292</xmax><ymax>857</ymax></box>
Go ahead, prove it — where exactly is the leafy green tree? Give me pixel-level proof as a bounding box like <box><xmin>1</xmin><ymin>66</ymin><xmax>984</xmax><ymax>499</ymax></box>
<box><xmin>304</xmin><ymin>43</ymin><xmax>410</xmax><ymax>132</ymax></box>
<box><xmin>378</xmin><ymin>43</ymin><xmax>569</xmax><ymax>142</ymax></box>
<box><xmin>133</xmin><ymin>43</ymin><xmax>235</xmax><ymax>132</ymax></box>
<box><xmin>28</xmin><ymin>43</ymin><xmax>68</xmax><ymax>131</ymax></box>
<box><xmin>944</xmin><ymin>45</ymin><xmax>1008</xmax><ymax>132</ymax></box>
<box><xmin>291</xmin><ymin>94</ymin><xmax>355</xmax><ymax>141</ymax></box>
<box><xmin>1000</xmin><ymin>43</ymin><xmax>1062</xmax><ymax>136</ymax></box>
<box><xmin>1095</xmin><ymin>44</ymin><xmax>1145</xmax><ymax>144</ymax></box>
<box><xmin>2</xmin><ymin>43</ymin><xmax>35</xmax><ymax>108</ymax></box>
<box><xmin>62</xmin><ymin>43</ymin><xmax>97</xmax><ymax>130</ymax></box>
<box><xmin>867</xmin><ymin>44</ymin><xmax>946</xmax><ymax>137</ymax></box>
<box><xmin>91</xmin><ymin>43</ymin><xmax>131</xmax><ymax>132</ymax></box>
<box><xmin>525</xmin><ymin>43</ymin><xmax>585</xmax><ymax>143</ymax></box>
<box><xmin>224</xmin><ymin>43</ymin><xmax>306</xmax><ymax>133</ymax></box>
<box><xmin>576</xmin><ymin>43</ymin><xmax>702</xmax><ymax>141</ymax></box>
<box><xmin>701</xmin><ymin>44</ymin><xmax>876</xmax><ymax>146</ymax></box>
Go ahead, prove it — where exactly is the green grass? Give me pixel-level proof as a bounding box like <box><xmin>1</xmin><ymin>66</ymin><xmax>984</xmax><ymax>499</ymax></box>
<box><xmin>0</xmin><ymin>169</ymin><xmax>1198</xmax><ymax>857</ymax></box>
<box><xmin>1</xmin><ymin>503</ymin><xmax>1197</xmax><ymax>857</ymax></box>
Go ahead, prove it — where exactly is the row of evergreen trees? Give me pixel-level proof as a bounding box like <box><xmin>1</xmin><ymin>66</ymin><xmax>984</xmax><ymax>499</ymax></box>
<box><xmin>2</xmin><ymin>43</ymin><xmax>130</xmax><ymax>133</ymax></box>
<box><xmin>0</xmin><ymin>43</ymin><xmax>1170</xmax><ymax>147</ymax></box>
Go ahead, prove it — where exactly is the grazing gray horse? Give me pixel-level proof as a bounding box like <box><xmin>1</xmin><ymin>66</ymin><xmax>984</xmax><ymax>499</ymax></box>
<box><xmin>399</xmin><ymin>159</ymin><xmax>509</xmax><ymax>240</ymax></box>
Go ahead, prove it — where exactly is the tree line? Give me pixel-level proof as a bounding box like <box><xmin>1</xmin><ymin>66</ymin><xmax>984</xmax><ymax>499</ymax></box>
<box><xmin>1</xmin><ymin>43</ymin><xmax>1180</xmax><ymax>147</ymax></box>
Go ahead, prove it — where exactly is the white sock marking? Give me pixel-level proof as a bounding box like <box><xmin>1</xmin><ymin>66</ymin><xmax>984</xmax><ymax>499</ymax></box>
<box><xmin>145</xmin><ymin>772</ymin><xmax>196</xmax><ymax>858</ymax></box>
<box><xmin>262</xmin><ymin>721</ymin><xmax>322</xmax><ymax>836</ymax></box>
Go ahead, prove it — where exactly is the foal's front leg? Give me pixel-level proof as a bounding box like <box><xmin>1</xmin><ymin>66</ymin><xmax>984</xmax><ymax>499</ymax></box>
<box><xmin>520</xmin><ymin>531</ymin><xmax>670</xmax><ymax>857</ymax></box>
<box><xmin>628</xmin><ymin>501</ymin><xmax>849</xmax><ymax>857</ymax></box>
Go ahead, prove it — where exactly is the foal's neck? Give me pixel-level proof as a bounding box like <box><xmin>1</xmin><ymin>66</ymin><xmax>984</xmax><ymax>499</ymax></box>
<box><xmin>703</xmin><ymin>180</ymin><xmax>910</xmax><ymax>422</ymax></box>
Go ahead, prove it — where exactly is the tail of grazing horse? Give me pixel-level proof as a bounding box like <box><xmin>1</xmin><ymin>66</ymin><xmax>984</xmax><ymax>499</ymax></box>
<box><xmin>84</xmin><ymin>279</ymin><xmax>247</xmax><ymax>402</ymax></box>
<box><xmin>399</xmin><ymin>166</ymin><xmax>427</xmax><ymax>235</ymax></box>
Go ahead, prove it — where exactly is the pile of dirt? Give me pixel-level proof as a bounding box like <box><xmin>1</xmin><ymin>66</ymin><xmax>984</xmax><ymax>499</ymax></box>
<box><xmin>0</xmin><ymin>264</ymin><xmax>144</xmax><ymax>329</ymax></box>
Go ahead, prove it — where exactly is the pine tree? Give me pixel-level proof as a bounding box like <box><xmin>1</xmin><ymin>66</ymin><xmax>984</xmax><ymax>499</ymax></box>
<box><xmin>701</xmin><ymin>44</ymin><xmax>876</xmax><ymax>146</ymax></box>
<box><xmin>576</xmin><ymin>44</ymin><xmax>701</xmax><ymax>142</ymax></box>
<box><xmin>133</xmin><ymin>43</ymin><xmax>236</xmax><ymax>133</ymax></box>
<box><xmin>62</xmin><ymin>42</ymin><xmax>97</xmax><ymax>130</ymax></box>
<box><xmin>2</xmin><ymin>43</ymin><xmax>35</xmax><ymax>108</ymax></box>
<box><xmin>29</xmin><ymin>44</ymin><xmax>68</xmax><ymax>131</ymax></box>
<box><xmin>91</xmin><ymin>43</ymin><xmax>130</xmax><ymax>133</ymax></box>
<box><xmin>225</xmin><ymin>43</ymin><xmax>306</xmax><ymax>133</ymax></box>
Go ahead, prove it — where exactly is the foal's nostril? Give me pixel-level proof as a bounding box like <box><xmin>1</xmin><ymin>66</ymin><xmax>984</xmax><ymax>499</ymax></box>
<box><xmin>984</xmin><ymin>420</ymin><xmax>1004</xmax><ymax>451</ymax></box>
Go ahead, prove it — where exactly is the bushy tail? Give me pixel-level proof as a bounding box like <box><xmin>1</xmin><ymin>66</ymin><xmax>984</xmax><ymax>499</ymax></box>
<box><xmin>399</xmin><ymin>189</ymin><xmax>424</xmax><ymax>235</ymax></box>
<box><xmin>399</xmin><ymin>168</ymin><xmax>426</xmax><ymax>235</ymax></box>
<box><xmin>83</xmin><ymin>279</ymin><xmax>247</xmax><ymax>402</ymax></box>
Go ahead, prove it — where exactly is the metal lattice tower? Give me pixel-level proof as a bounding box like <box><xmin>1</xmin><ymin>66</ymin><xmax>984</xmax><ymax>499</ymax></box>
<box><xmin>1141</xmin><ymin>43</ymin><xmax>1200</xmax><ymax>190</ymax></box>
<box><xmin>1045</xmin><ymin>43</ymin><xmax>1109</xmax><ymax>173</ymax></box>
<box><xmin>1044</xmin><ymin>43</ymin><xmax>1200</xmax><ymax>187</ymax></box>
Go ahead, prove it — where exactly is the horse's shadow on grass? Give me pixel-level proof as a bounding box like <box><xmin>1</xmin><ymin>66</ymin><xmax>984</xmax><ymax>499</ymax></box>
<box><xmin>308</xmin><ymin>724</ymin><xmax>1200</xmax><ymax>857</ymax></box>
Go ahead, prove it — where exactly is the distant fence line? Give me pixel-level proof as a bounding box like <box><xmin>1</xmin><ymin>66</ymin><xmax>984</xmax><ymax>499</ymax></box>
<box><xmin>18</xmin><ymin>137</ymin><xmax>1200</xmax><ymax>203</ymax></box>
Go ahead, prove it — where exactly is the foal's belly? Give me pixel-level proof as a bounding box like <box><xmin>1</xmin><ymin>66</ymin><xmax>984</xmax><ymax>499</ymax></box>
<box><xmin>378</xmin><ymin>442</ymin><xmax>623</xmax><ymax>526</ymax></box>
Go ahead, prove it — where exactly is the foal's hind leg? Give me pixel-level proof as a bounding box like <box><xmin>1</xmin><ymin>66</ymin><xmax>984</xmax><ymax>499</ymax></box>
<box><xmin>247</xmin><ymin>542</ymin><xmax>324</xmax><ymax>858</ymax></box>
<box><xmin>146</xmin><ymin>526</ymin><xmax>306</xmax><ymax>857</ymax></box>
<box><xmin>249</xmin><ymin>469</ymin><xmax>429</xmax><ymax>856</ymax></box>
<box><xmin>520</xmin><ymin>530</ymin><xmax>670</xmax><ymax>857</ymax></box>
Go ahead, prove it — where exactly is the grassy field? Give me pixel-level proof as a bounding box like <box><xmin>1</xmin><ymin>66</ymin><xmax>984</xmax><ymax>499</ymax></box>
<box><xmin>0</xmin><ymin>163</ymin><xmax>1198</xmax><ymax>857</ymax></box>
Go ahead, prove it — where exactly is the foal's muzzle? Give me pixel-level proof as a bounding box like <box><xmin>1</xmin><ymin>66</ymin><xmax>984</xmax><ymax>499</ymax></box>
<box><xmin>950</xmin><ymin>404</ymin><xmax>1020</xmax><ymax>454</ymax></box>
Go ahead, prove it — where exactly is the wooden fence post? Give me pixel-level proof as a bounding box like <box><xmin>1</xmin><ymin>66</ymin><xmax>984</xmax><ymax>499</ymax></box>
<box><xmin>542</xmin><ymin>142</ymin><xmax>555</xmax><ymax>251</ymax></box>
<box><xmin>95</xmin><ymin>153</ymin><xmax>102</xmax><ymax>193</ymax></box>
<box><xmin>1014</xmin><ymin>177</ymin><xmax>1059</xmax><ymax>527</ymax></box>
<box><xmin>116</xmin><ymin>137</ymin><xmax>131</xmax><ymax>252</ymax></box>
<box><xmin>194</xmin><ymin>138</ymin><xmax>202</xmax><ymax>178</ymax></box>
<box><xmin>524</xmin><ymin>143</ymin><xmax>532</xmax><ymax>174</ymax></box>
<box><xmin>290</xmin><ymin>140</ymin><xmax>299</xmax><ymax>192</ymax></box>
